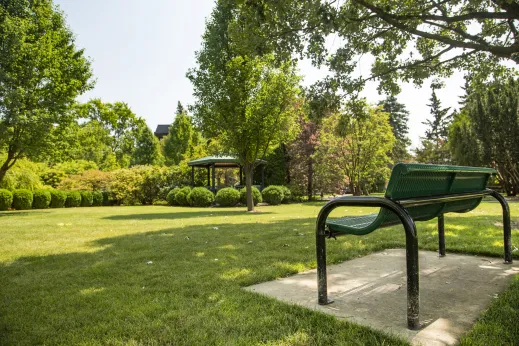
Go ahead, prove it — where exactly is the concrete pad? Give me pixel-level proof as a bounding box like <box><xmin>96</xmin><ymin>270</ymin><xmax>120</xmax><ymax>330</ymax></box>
<box><xmin>245</xmin><ymin>249</ymin><xmax>519</xmax><ymax>345</ymax></box>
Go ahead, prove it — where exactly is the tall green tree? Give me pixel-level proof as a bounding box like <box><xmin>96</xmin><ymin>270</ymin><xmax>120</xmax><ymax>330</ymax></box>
<box><xmin>131</xmin><ymin>122</ymin><xmax>164</xmax><ymax>166</ymax></box>
<box><xmin>233</xmin><ymin>0</ymin><xmax>519</xmax><ymax>94</ymax></box>
<box><xmin>188</xmin><ymin>2</ymin><xmax>300</xmax><ymax>211</ymax></box>
<box><xmin>416</xmin><ymin>90</ymin><xmax>452</xmax><ymax>164</ymax></box>
<box><xmin>316</xmin><ymin>99</ymin><xmax>395</xmax><ymax>196</ymax></box>
<box><xmin>162</xmin><ymin>102</ymin><xmax>197</xmax><ymax>166</ymax></box>
<box><xmin>378</xmin><ymin>95</ymin><xmax>411</xmax><ymax>163</ymax></box>
<box><xmin>0</xmin><ymin>0</ymin><xmax>93</xmax><ymax>182</ymax></box>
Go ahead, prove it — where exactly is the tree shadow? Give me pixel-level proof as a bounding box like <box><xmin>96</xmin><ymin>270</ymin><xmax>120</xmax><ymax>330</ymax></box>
<box><xmin>0</xmin><ymin>211</ymin><xmax>516</xmax><ymax>345</ymax></box>
<box><xmin>103</xmin><ymin>209</ymin><xmax>273</xmax><ymax>220</ymax></box>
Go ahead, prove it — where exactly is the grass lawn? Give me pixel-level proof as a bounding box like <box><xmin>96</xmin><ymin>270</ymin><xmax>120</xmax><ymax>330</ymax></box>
<box><xmin>1</xmin><ymin>200</ymin><xmax>518</xmax><ymax>345</ymax></box>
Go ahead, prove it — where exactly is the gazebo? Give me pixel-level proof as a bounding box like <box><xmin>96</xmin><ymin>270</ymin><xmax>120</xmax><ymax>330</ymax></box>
<box><xmin>187</xmin><ymin>156</ymin><xmax>267</xmax><ymax>193</ymax></box>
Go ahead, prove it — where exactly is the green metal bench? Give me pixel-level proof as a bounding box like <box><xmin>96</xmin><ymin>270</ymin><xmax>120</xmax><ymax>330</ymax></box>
<box><xmin>316</xmin><ymin>163</ymin><xmax>513</xmax><ymax>330</ymax></box>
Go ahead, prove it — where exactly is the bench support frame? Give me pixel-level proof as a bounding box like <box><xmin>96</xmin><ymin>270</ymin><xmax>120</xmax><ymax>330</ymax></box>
<box><xmin>316</xmin><ymin>189</ymin><xmax>512</xmax><ymax>330</ymax></box>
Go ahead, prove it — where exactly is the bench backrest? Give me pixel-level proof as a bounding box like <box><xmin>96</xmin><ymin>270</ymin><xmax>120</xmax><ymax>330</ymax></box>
<box><xmin>381</xmin><ymin>163</ymin><xmax>496</xmax><ymax>223</ymax></box>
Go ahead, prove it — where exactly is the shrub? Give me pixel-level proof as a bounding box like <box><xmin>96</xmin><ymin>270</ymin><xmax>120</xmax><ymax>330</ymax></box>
<box><xmin>65</xmin><ymin>191</ymin><xmax>81</xmax><ymax>208</ymax></box>
<box><xmin>32</xmin><ymin>190</ymin><xmax>51</xmax><ymax>209</ymax></box>
<box><xmin>92</xmin><ymin>191</ymin><xmax>103</xmax><ymax>206</ymax></box>
<box><xmin>80</xmin><ymin>191</ymin><xmax>93</xmax><ymax>207</ymax></box>
<box><xmin>262</xmin><ymin>186</ymin><xmax>284</xmax><ymax>205</ymax></box>
<box><xmin>239</xmin><ymin>186</ymin><xmax>262</xmax><ymax>206</ymax></box>
<box><xmin>102</xmin><ymin>191</ymin><xmax>118</xmax><ymax>206</ymax></box>
<box><xmin>281</xmin><ymin>186</ymin><xmax>291</xmax><ymax>203</ymax></box>
<box><xmin>12</xmin><ymin>189</ymin><xmax>33</xmax><ymax>210</ymax></box>
<box><xmin>187</xmin><ymin>187</ymin><xmax>215</xmax><ymax>207</ymax></box>
<box><xmin>167</xmin><ymin>188</ymin><xmax>180</xmax><ymax>206</ymax></box>
<box><xmin>50</xmin><ymin>190</ymin><xmax>67</xmax><ymax>208</ymax></box>
<box><xmin>0</xmin><ymin>189</ymin><xmax>13</xmax><ymax>211</ymax></box>
<box><xmin>215</xmin><ymin>188</ymin><xmax>240</xmax><ymax>207</ymax></box>
<box><xmin>174</xmin><ymin>186</ymin><xmax>191</xmax><ymax>206</ymax></box>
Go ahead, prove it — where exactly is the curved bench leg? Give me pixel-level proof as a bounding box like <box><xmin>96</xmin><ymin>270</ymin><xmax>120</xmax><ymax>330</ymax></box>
<box><xmin>438</xmin><ymin>214</ymin><xmax>446</xmax><ymax>257</ymax></box>
<box><xmin>490</xmin><ymin>191</ymin><xmax>513</xmax><ymax>264</ymax></box>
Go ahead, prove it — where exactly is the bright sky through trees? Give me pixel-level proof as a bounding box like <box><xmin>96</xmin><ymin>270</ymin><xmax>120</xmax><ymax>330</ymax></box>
<box><xmin>57</xmin><ymin>0</ymin><xmax>471</xmax><ymax>148</ymax></box>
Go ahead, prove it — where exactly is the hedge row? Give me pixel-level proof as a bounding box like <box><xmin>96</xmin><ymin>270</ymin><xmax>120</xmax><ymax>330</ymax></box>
<box><xmin>0</xmin><ymin>189</ymin><xmax>107</xmax><ymax>211</ymax></box>
<box><xmin>167</xmin><ymin>187</ymin><xmax>215</xmax><ymax>207</ymax></box>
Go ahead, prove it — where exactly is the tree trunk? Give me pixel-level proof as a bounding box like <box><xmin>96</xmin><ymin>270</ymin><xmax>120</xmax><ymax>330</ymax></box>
<box><xmin>244</xmin><ymin>163</ymin><xmax>254</xmax><ymax>212</ymax></box>
<box><xmin>0</xmin><ymin>155</ymin><xmax>14</xmax><ymax>184</ymax></box>
<box><xmin>307</xmin><ymin>159</ymin><xmax>313</xmax><ymax>201</ymax></box>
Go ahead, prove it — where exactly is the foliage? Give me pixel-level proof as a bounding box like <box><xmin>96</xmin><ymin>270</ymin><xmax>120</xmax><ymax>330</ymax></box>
<box><xmin>260</xmin><ymin>145</ymin><xmax>288</xmax><ymax>186</ymax></box>
<box><xmin>138</xmin><ymin>166</ymin><xmax>170</xmax><ymax>205</ymax></box>
<box><xmin>261</xmin><ymin>186</ymin><xmax>284</xmax><ymax>205</ymax></box>
<box><xmin>187</xmin><ymin>187</ymin><xmax>215</xmax><ymax>207</ymax></box>
<box><xmin>188</xmin><ymin>2</ymin><xmax>300</xmax><ymax>211</ymax></box>
<box><xmin>102</xmin><ymin>191</ymin><xmax>118</xmax><ymax>206</ymax></box>
<box><xmin>0</xmin><ymin>0</ymin><xmax>93</xmax><ymax>183</ymax></box>
<box><xmin>163</xmin><ymin>102</ymin><xmax>199</xmax><ymax>166</ymax></box>
<box><xmin>50</xmin><ymin>190</ymin><xmax>67</xmax><ymax>208</ymax></box>
<box><xmin>80</xmin><ymin>191</ymin><xmax>93</xmax><ymax>207</ymax></box>
<box><xmin>215</xmin><ymin>187</ymin><xmax>241</xmax><ymax>207</ymax></box>
<box><xmin>233</xmin><ymin>0</ymin><xmax>519</xmax><ymax>95</ymax></box>
<box><xmin>448</xmin><ymin>110</ymin><xmax>483</xmax><ymax>167</ymax></box>
<box><xmin>65</xmin><ymin>191</ymin><xmax>81</xmax><ymax>208</ymax></box>
<box><xmin>416</xmin><ymin>90</ymin><xmax>453</xmax><ymax>164</ymax></box>
<box><xmin>58</xmin><ymin>170</ymin><xmax>111</xmax><ymax>191</ymax></box>
<box><xmin>131</xmin><ymin>123</ymin><xmax>163</xmax><ymax>166</ymax></box>
<box><xmin>12</xmin><ymin>189</ymin><xmax>33</xmax><ymax>210</ymax></box>
<box><xmin>316</xmin><ymin>100</ymin><xmax>394</xmax><ymax>196</ymax></box>
<box><xmin>54</xmin><ymin>160</ymin><xmax>99</xmax><ymax>176</ymax></box>
<box><xmin>239</xmin><ymin>186</ymin><xmax>262</xmax><ymax>206</ymax></box>
<box><xmin>0</xmin><ymin>189</ymin><xmax>13</xmax><ymax>211</ymax></box>
<box><xmin>280</xmin><ymin>186</ymin><xmax>291</xmax><ymax>203</ymax></box>
<box><xmin>41</xmin><ymin>169</ymin><xmax>67</xmax><ymax>188</ymax></box>
<box><xmin>460</xmin><ymin>78</ymin><xmax>519</xmax><ymax>195</ymax></box>
<box><xmin>92</xmin><ymin>191</ymin><xmax>103</xmax><ymax>207</ymax></box>
<box><xmin>32</xmin><ymin>190</ymin><xmax>51</xmax><ymax>209</ymax></box>
<box><xmin>174</xmin><ymin>187</ymin><xmax>191</xmax><ymax>207</ymax></box>
<box><xmin>0</xmin><ymin>156</ymin><xmax>45</xmax><ymax>191</ymax></box>
<box><xmin>167</xmin><ymin>188</ymin><xmax>181</xmax><ymax>206</ymax></box>
<box><xmin>378</xmin><ymin>96</ymin><xmax>411</xmax><ymax>163</ymax></box>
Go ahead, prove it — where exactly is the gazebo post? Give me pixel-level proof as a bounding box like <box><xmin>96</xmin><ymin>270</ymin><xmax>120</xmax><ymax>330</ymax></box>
<box><xmin>212</xmin><ymin>164</ymin><xmax>216</xmax><ymax>193</ymax></box>
<box><xmin>239</xmin><ymin>166</ymin><xmax>243</xmax><ymax>186</ymax></box>
<box><xmin>191</xmin><ymin>166</ymin><xmax>195</xmax><ymax>187</ymax></box>
<box><xmin>261</xmin><ymin>164</ymin><xmax>265</xmax><ymax>191</ymax></box>
<box><xmin>207</xmin><ymin>166</ymin><xmax>210</xmax><ymax>187</ymax></box>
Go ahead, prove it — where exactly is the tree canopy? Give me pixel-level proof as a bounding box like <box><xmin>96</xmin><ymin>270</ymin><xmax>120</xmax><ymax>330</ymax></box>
<box><xmin>378</xmin><ymin>95</ymin><xmax>411</xmax><ymax>163</ymax></box>
<box><xmin>233</xmin><ymin>0</ymin><xmax>519</xmax><ymax>94</ymax></box>
<box><xmin>162</xmin><ymin>102</ymin><xmax>198</xmax><ymax>166</ymax></box>
<box><xmin>0</xmin><ymin>0</ymin><xmax>93</xmax><ymax>182</ymax></box>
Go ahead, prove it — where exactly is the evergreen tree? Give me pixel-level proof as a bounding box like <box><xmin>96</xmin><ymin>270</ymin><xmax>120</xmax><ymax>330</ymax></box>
<box><xmin>131</xmin><ymin>121</ymin><xmax>163</xmax><ymax>166</ymax></box>
<box><xmin>416</xmin><ymin>90</ymin><xmax>452</xmax><ymax>164</ymax></box>
<box><xmin>378</xmin><ymin>96</ymin><xmax>411</xmax><ymax>163</ymax></box>
<box><xmin>162</xmin><ymin>102</ymin><xmax>195</xmax><ymax>166</ymax></box>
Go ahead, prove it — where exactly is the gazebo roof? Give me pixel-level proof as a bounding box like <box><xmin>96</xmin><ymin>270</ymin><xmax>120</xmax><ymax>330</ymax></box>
<box><xmin>187</xmin><ymin>155</ymin><xmax>267</xmax><ymax>168</ymax></box>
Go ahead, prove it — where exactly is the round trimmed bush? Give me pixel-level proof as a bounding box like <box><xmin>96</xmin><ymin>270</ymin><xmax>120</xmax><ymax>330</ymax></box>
<box><xmin>32</xmin><ymin>190</ymin><xmax>51</xmax><ymax>209</ymax></box>
<box><xmin>215</xmin><ymin>187</ymin><xmax>240</xmax><ymax>207</ymax></box>
<box><xmin>262</xmin><ymin>185</ymin><xmax>284</xmax><ymax>205</ymax></box>
<box><xmin>65</xmin><ymin>191</ymin><xmax>81</xmax><ymax>208</ymax></box>
<box><xmin>92</xmin><ymin>191</ymin><xmax>103</xmax><ymax>206</ymax></box>
<box><xmin>174</xmin><ymin>187</ymin><xmax>191</xmax><ymax>206</ymax></box>
<box><xmin>167</xmin><ymin>187</ymin><xmax>180</xmax><ymax>206</ymax></box>
<box><xmin>80</xmin><ymin>191</ymin><xmax>93</xmax><ymax>207</ymax></box>
<box><xmin>0</xmin><ymin>189</ymin><xmax>13</xmax><ymax>211</ymax></box>
<box><xmin>12</xmin><ymin>189</ymin><xmax>33</xmax><ymax>210</ymax></box>
<box><xmin>281</xmin><ymin>186</ymin><xmax>291</xmax><ymax>203</ymax></box>
<box><xmin>239</xmin><ymin>186</ymin><xmax>262</xmax><ymax>206</ymax></box>
<box><xmin>187</xmin><ymin>187</ymin><xmax>215</xmax><ymax>207</ymax></box>
<box><xmin>50</xmin><ymin>190</ymin><xmax>67</xmax><ymax>208</ymax></box>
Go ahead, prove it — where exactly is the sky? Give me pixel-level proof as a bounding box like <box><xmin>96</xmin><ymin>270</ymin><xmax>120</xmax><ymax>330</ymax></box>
<box><xmin>55</xmin><ymin>0</ymin><xmax>469</xmax><ymax>149</ymax></box>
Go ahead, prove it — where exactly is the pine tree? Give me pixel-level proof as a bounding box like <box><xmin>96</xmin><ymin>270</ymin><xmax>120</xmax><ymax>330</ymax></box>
<box><xmin>378</xmin><ymin>95</ymin><xmax>411</xmax><ymax>163</ymax></box>
<box><xmin>162</xmin><ymin>102</ymin><xmax>195</xmax><ymax>166</ymax></box>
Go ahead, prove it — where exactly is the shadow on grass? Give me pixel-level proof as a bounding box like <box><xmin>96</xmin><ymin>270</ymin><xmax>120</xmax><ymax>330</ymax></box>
<box><xmin>0</xmin><ymin>210</ymin><xmax>51</xmax><ymax>217</ymax></box>
<box><xmin>102</xmin><ymin>209</ymin><xmax>274</xmax><ymax>221</ymax></box>
<box><xmin>0</xmin><ymin>212</ymin><xmax>516</xmax><ymax>345</ymax></box>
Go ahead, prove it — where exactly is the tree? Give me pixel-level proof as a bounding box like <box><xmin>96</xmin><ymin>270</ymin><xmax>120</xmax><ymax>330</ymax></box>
<box><xmin>233</xmin><ymin>0</ymin><xmax>519</xmax><ymax>94</ymax></box>
<box><xmin>188</xmin><ymin>3</ymin><xmax>300</xmax><ymax>211</ymax></box>
<box><xmin>131</xmin><ymin>121</ymin><xmax>164</xmax><ymax>166</ymax></box>
<box><xmin>162</xmin><ymin>102</ymin><xmax>197</xmax><ymax>166</ymax></box>
<box><xmin>316</xmin><ymin>99</ymin><xmax>394</xmax><ymax>196</ymax></box>
<box><xmin>378</xmin><ymin>95</ymin><xmax>411</xmax><ymax>163</ymax></box>
<box><xmin>0</xmin><ymin>0</ymin><xmax>93</xmax><ymax>183</ymax></box>
<box><xmin>416</xmin><ymin>90</ymin><xmax>452</xmax><ymax>164</ymax></box>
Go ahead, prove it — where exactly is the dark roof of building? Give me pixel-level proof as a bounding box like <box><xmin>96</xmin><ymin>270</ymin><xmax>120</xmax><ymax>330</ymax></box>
<box><xmin>154</xmin><ymin>125</ymin><xmax>170</xmax><ymax>135</ymax></box>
